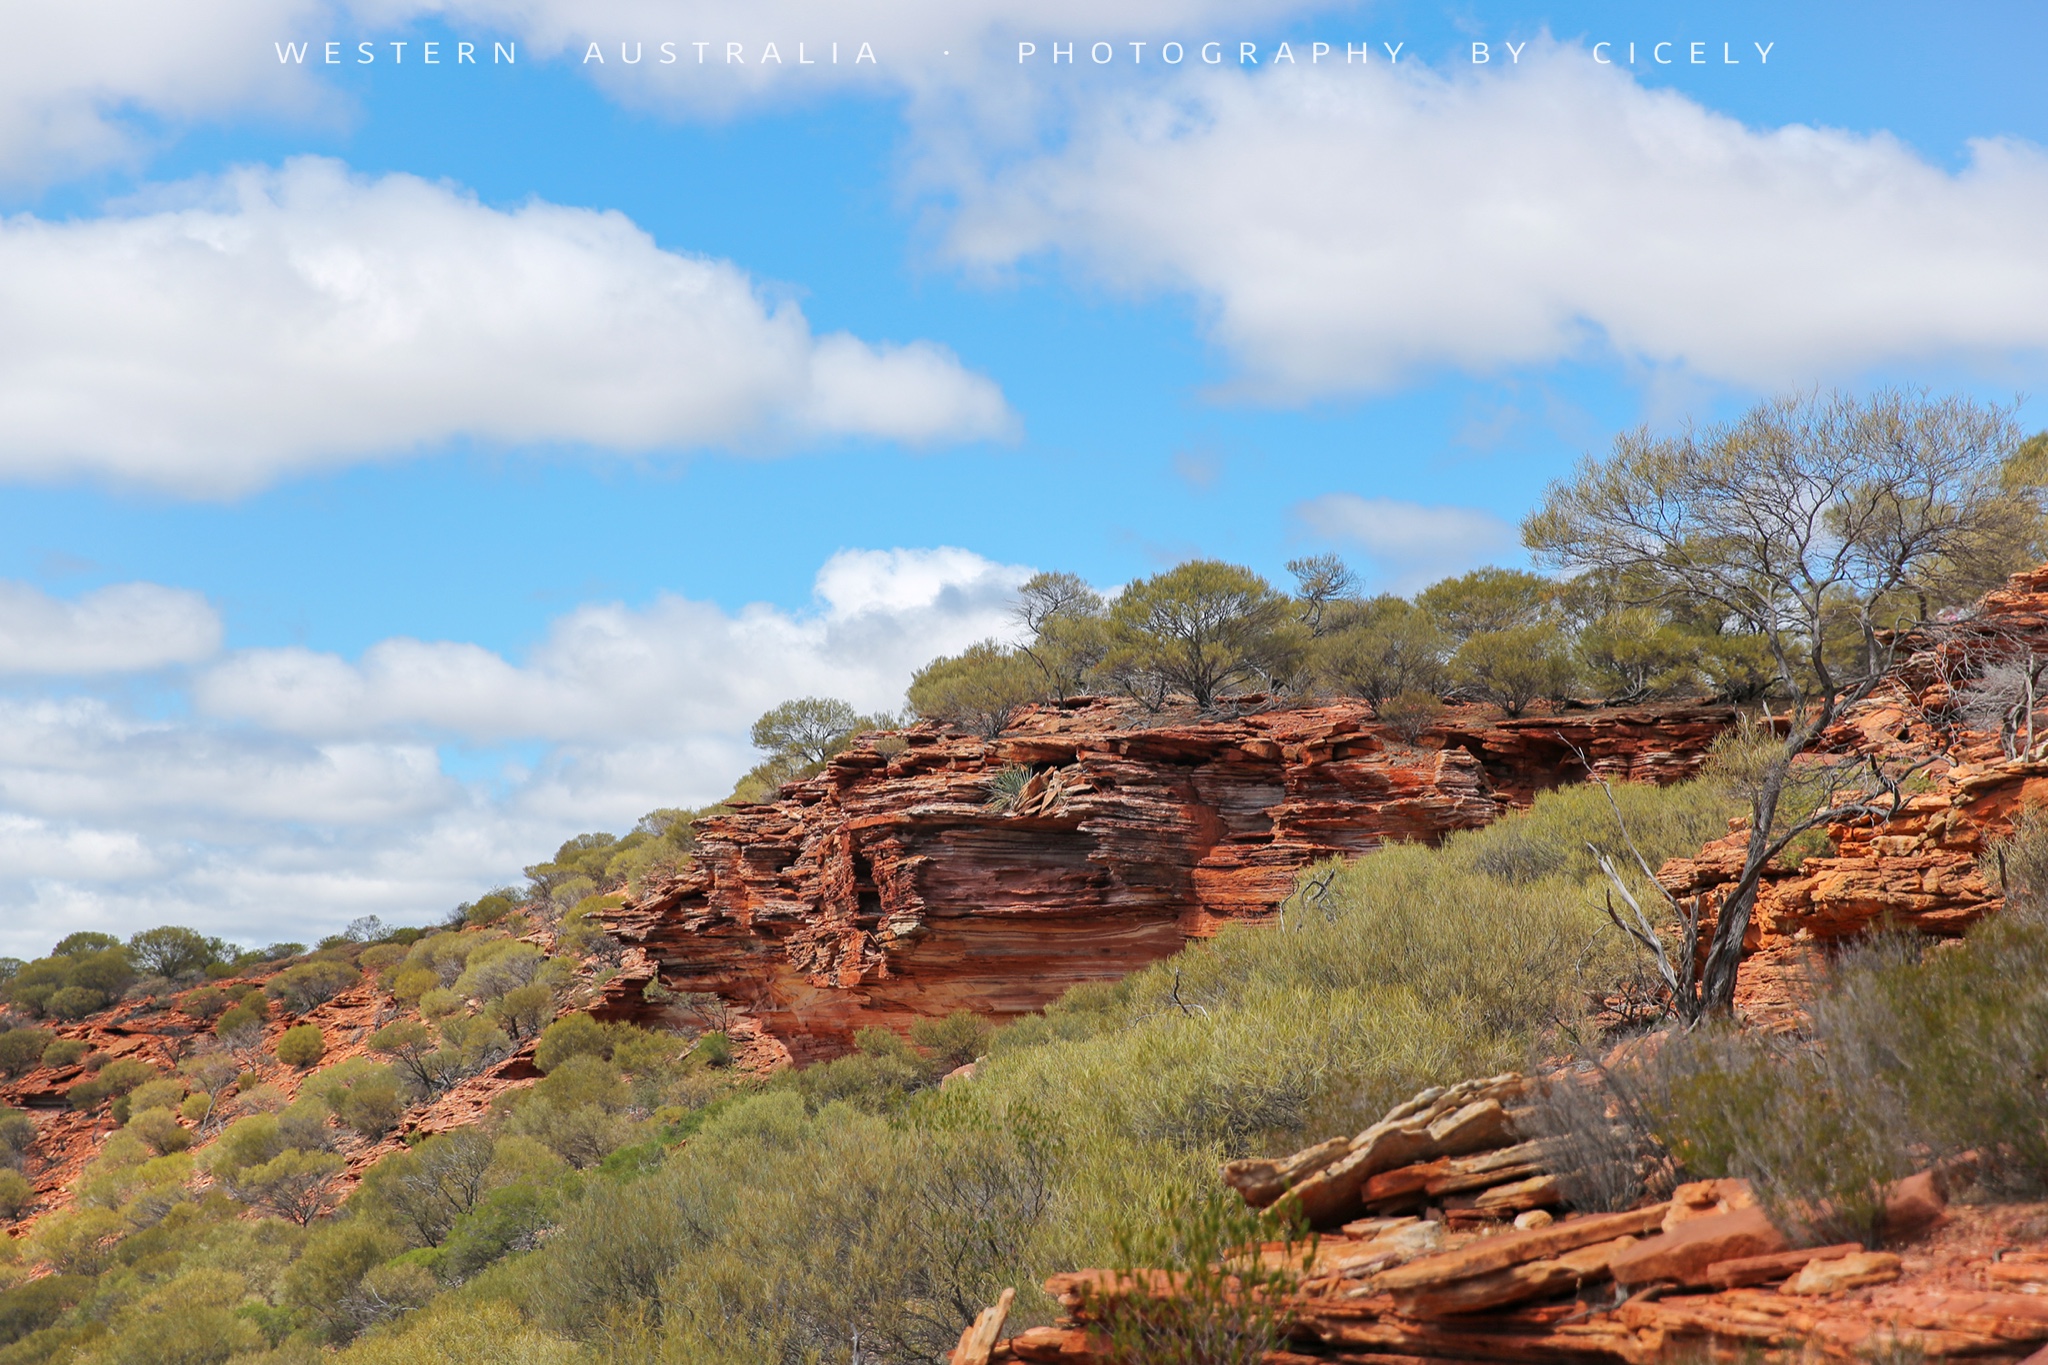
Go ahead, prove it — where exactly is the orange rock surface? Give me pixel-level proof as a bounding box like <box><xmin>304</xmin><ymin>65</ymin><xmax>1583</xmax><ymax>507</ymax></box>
<box><xmin>601</xmin><ymin>697</ymin><xmax>1734</xmax><ymax>1060</ymax></box>
<box><xmin>1655</xmin><ymin>565</ymin><xmax>2048</xmax><ymax>1019</ymax></box>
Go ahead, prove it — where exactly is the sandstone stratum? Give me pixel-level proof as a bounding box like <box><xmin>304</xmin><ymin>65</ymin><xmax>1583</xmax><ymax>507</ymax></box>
<box><xmin>958</xmin><ymin>1076</ymin><xmax>2048</xmax><ymax>1365</ymax></box>
<box><xmin>598</xmin><ymin>698</ymin><xmax>1734</xmax><ymax>1061</ymax></box>
<box><xmin>947</xmin><ymin>563</ymin><xmax>2048</xmax><ymax>1364</ymax></box>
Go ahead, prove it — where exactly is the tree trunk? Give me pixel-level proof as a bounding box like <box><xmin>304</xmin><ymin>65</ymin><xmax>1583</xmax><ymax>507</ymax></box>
<box><xmin>1699</xmin><ymin>757</ymin><xmax>1790</xmax><ymax>1013</ymax></box>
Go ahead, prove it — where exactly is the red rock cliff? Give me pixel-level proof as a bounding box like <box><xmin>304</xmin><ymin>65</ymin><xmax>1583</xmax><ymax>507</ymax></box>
<box><xmin>1658</xmin><ymin>565</ymin><xmax>2048</xmax><ymax>1005</ymax></box>
<box><xmin>602</xmin><ymin>698</ymin><xmax>1734</xmax><ymax>1062</ymax></box>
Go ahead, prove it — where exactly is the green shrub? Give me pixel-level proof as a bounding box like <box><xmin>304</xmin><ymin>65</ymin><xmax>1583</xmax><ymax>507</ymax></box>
<box><xmin>488</xmin><ymin>982</ymin><xmax>554</xmax><ymax>1041</ymax></box>
<box><xmin>44</xmin><ymin>986</ymin><xmax>105</xmax><ymax>1021</ymax></box>
<box><xmin>1375</xmin><ymin>688</ymin><xmax>1445</xmax><ymax>741</ymax></box>
<box><xmin>204</xmin><ymin>1122</ymin><xmax>275</xmax><ymax>1191</ymax></box>
<box><xmin>0</xmin><ymin>1170</ymin><xmax>30</xmax><ymax>1220</ymax></box>
<box><xmin>177</xmin><ymin>987</ymin><xmax>231</xmax><ymax>1022</ymax></box>
<box><xmin>123</xmin><ymin>1108</ymin><xmax>192</xmax><ymax>1157</ymax></box>
<box><xmin>309</xmin><ymin>1060</ymin><xmax>407</xmax><ymax>1138</ymax></box>
<box><xmin>390</xmin><ymin>967</ymin><xmax>439</xmax><ymax>1004</ymax></box>
<box><xmin>0</xmin><ymin>1109</ymin><xmax>33</xmax><ymax>1166</ymax></box>
<box><xmin>435</xmin><ymin>1179</ymin><xmax>563</xmax><ymax>1282</ymax></box>
<box><xmin>212</xmin><ymin>1004</ymin><xmax>263</xmax><ymax>1042</ymax></box>
<box><xmin>418</xmin><ymin>987</ymin><xmax>464</xmax><ymax>1020</ymax></box>
<box><xmin>0</xmin><ymin>1030</ymin><xmax>52</xmax><ymax>1077</ymax></box>
<box><xmin>277</xmin><ymin>1097</ymin><xmax>334</xmax><ymax>1152</ymax></box>
<box><xmin>39</xmin><ymin>1038</ymin><xmax>85</xmax><ymax>1069</ymax></box>
<box><xmin>1626</xmin><ymin>897</ymin><xmax>2048</xmax><ymax>1244</ymax></box>
<box><xmin>533</xmin><ymin>1013</ymin><xmax>610</xmax><ymax>1074</ymax></box>
<box><xmin>2</xmin><ymin>946</ymin><xmax>133</xmax><ymax>1019</ymax></box>
<box><xmin>1105</xmin><ymin>1183</ymin><xmax>1313</xmax><ymax>1365</ymax></box>
<box><xmin>504</xmin><ymin>1055</ymin><xmax>634</xmax><ymax>1168</ymax></box>
<box><xmin>0</xmin><ymin>1275</ymin><xmax>85</xmax><ymax>1347</ymax></box>
<box><xmin>225</xmin><ymin>1149</ymin><xmax>344</xmax><ymax>1225</ymax></box>
<box><xmin>911</xmin><ymin>1011</ymin><xmax>993</xmax><ymax>1071</ymax></box>
<box><xmin>264</xmin><ymin>960</ymin><xmax>360</xmax><ymax>1013</ymax></box>
<box><xmin>67</xmin><ymin>1057</ymin><xmax>157</xmax><ymax>1112</ymax></box>
<box><xmin>125</xmin><ymin>927</ymin><xmax>230</xmax><ymax>981</ymax></box>
<box><xmin>909</xmin><ymin>642</ymin><xmax>1044</xmax><ymax>737</ymax></box>
<box><xmin>126</xmin><ymin>1077</ymin><xmax>185</xmax><ymax>1114</ymax></box>
<box><xmin>276</xmin><ymin>1023</ymin><xmax>325</xmax><ymax>1068</ymax></box>
<box><xmin>461</xmin><ymin>890</ymin><xmax>524</xmax><ymax>928</ymax></box>
<box><xmin>452</xmin><ymin>940</ymin><xmax>548</xmax><ymax>1003</ymax></box>
<box><xmin>354</xmin><ymin>1127</ymin><xmax>500</xmax><ymax>1248</ymax></box>
<box><xmin>282</xmin><ymin>1220</ymin><xmax>405</xmax><ymax>1341</ymax></box>
<box><xmin>93</xmin><ymin>1267</ymin><xmax>261</xmax><ymax>1365</ymax></box>
<box><xmin>358</xmin><ymin>943</ymin><xmax>407</xmax><ymax>975</ymax></box>
<box><xmin>691</xmin><ymin>1031</ymin><xmax>734</xmax><ymax>1069</ymax></box>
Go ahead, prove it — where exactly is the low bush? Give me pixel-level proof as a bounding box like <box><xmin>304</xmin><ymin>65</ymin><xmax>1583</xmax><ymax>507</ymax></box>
<box><xmin>0</xmin><ymin>1169</ymin><xmax>30</xmax><ymax>1220</ymax></box>
<box><xmin>532</xmin><ymin>1013</ymin><xmax>610</xmax><ymax>1074</ymax></box>
<box><xmin>0</xmin><ymin>1108</ymin><xmax>33</xmax><ymax>1166</ymax></box>
<box><xmin>126</xmin><ymin>1077</ymin><xmax>186</xmax><ymax>1114</ymax></box>
<box><xmin>309</xmin><ymin>1060</ymin><xmax>408</xmax><ymax>1139</ymax></box>
<box><xmin>911</xmin><ymin>1010</ymin><xmax>994</xmax><ymax>1072</ymax></box>
<box><xmin>40</xmin><ymin>1038</ymin><xmax>86</xmax><ymax>1069</ymax></box>
<box><xmin>0</xmin><ymin>1029</ymin><xmax>52</xmax><ymax>1077</ymax></box>
<box><xmin>276</xmin><ymin>1023</ymin><xmax>325</xmax><ymax>1068</ymax></box>
<box><xmin>1105</xmin><ymin>1183</ymin><xmax>1313</xmax><ymax>1365</ymax></box>
<box><xmin>1593</xmin><ymin>869</ymin><xmax>2048</xmax><ymax>1245</ymax></box>
<box><xmin>44</xmin><ymin>986</ymin><xmax>104</xmax><ymax>1020</ymax></box>
<box><xmin>0</xmin><ymin>1275</ymin><xmax>85</xmax><ymax>1347</ymax></box>
<box><xmin>67</xmin><ymin>1057</ymin><xmax>156</xmax><ymax>1112</ymax></box>
<box><xmin>177</xmin><ymin>987</ymin><xmax>231</xmax><ymax>1022</ymax></box>
<box><xmin>124</xmin><ymin>1108</ymin><xmax>193</xmax><ymax>1157</ymax></box>
<box><xmin>265</xmin><ymin>960</ymin><xmax>360</xmax><ymax>1014</ymax></box>
<box><xmin>212</xmin><ymin>1004</ymin><xmax>264</xmax><ymax>1043</ymax></box>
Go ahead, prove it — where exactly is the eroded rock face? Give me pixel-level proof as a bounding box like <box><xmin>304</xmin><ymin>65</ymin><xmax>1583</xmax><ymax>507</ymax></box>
<box><xmin>1657</xmin><ymin>565</ymin><xmax>2048</xmax><ymax>978</ymax></box>
<box><xmin>602</xmin><ymin>698</ymin><xmax>1734</xmax><ymax>1060</ymax></box>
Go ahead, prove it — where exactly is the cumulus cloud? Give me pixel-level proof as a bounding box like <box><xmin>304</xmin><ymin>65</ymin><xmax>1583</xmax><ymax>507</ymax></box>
<box><xmin>0</xmin><ymin>0</ymin><xmax>333</xmax><ymax>182</ymax></box>
<box><xmin>1294</xmin><ymin>494</ymin><xmax>1519</xmax><ymax>593</ymax></box>
<box><xmin>0</xmin><ymin>548</ymin><xmax>1028</xmax><ymax>957</ymax></box>
<box><xmin>943</xmin><ymin>48</ymin><xmax>2048</xmax><ymax>394</ymax></box>
<box><xmin>195</xmin><ymin>546</ymin><xmax>1027</xmax><ymax>740</ymax></box>
<box><xmin>0</xmin><ymin>581</ymin><xmax>221</xmax><ymax>674</ymax></box>
<box><xmin>0</xmin><ymin>158</ymin><xmax>1012</xmax><ymax>494</ymax></box>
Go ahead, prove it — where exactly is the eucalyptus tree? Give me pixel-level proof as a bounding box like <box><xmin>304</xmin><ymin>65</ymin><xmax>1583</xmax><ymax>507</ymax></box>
<box><xmin>1526</xmin><ymin>389</ymin><xmax>2037</xmax><ymax>1015</ymax></box>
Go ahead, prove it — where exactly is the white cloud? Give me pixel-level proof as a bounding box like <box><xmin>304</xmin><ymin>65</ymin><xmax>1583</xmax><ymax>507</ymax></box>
<box><xmin>0</xmin><ymin>158</ymin><xmax>1012</xmax><ymax>495</ymax></box>
<box><xmin>195</xmin><ymin>546</ymin><xmax>1027</xmax><ymax>740</ymax></box>
<box><xmin>941</xmin><ymin>48</ymin><xmax>2048</xmax><ymax>394</ymax></box>
<box><xmin>0</xmin><ymin>0</ymin><xmax>1311</xmax><ymax>181</ymax></box>
<box><xmin>0</xmin><ymin>548</ymin><xmax>1028</xmax><ymax>958</ymax></box>
<box><xmin>0</xmin><ymin>581</ymin><xmax>220</xmax><ymax>673</ymax></box>
<box><xmin>1294</xmin><ymin>494</ymin><xmax>1518</xmax><ymax>593</ymax></box>
<box><xmin>0</xmin><ymin>0</ymin><xmax>334</xmax><ymax>183</ymax></box>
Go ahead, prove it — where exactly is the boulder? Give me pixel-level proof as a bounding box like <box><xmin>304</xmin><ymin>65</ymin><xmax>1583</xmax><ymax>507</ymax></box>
<box><xmin>1707</xmin><ymin>1242</ymin><xmax>1864</xmax><ymax>1289</ymax></box>
<box><xmin>1783</xmin><ymin>1251</ymin><xmax>1903</xmax><ymax>1296</ymax></box>
<box><xmin>1610</xmin><ymin>1205</ymin><xmax>1788</xmax><ymax>1289</ymax></box>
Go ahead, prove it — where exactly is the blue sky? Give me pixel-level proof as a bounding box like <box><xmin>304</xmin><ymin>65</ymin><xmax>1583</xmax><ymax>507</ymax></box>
<box><xmin>0</xmin><ymin>0</ymin><xmax>2043</xmax><ymax>955</ymax></box>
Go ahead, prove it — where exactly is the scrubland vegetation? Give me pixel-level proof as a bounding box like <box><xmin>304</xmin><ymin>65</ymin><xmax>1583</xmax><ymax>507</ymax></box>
<box><xmin>1</xmin><ymin>392</ymin><xmax>2045</xmax><ymax>1361</ymax></box>
<box><xmin>1547</xmin><ymin>806</ymin><xmax>2048</xmax><ymax>1249</ymax></box>
<box><xmin>0</xmin><ymin>774</ymin><xmax>1741</xmax><ymax>1365</ymax></box>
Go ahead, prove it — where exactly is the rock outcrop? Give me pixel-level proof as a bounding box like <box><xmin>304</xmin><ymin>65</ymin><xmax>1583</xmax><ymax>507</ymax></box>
<box><xmin>972</xmin><ymin>1077</ymin><xmax>2048</xmax><ymax>1365</ymax></box>
<box><xmin>602</xmin><ymin>699</ymin><xmax>1734</xmax><ymax>1060</ymax></box>
<box><xmin>1656</xmin><ymin>565</ymin><xmax>2048</xmax><ymax>995</ymax></box>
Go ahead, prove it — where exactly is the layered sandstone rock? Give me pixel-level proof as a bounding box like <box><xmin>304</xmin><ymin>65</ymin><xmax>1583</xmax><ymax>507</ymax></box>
<box><xmin>977</xmin><ymin>1078</ymin><xmax>2048</xmax><ymax>1365</ymax></box>
<box><xmin>1657</xmin><ymin>565</ymin><xmax>2048</xmax><ymax>975</ymax></box>
<box><xmin>601</xmin><ymin>698</ymin><xmax>1734</xmax><ymax>1060</ymax></box>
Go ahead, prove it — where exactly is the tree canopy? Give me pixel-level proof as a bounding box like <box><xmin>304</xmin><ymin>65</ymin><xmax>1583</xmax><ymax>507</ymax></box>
<box><xmin>1526</xmin><ymin>387</ymin><xmax>2039</xmax><ymax>1012</ymax></box>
